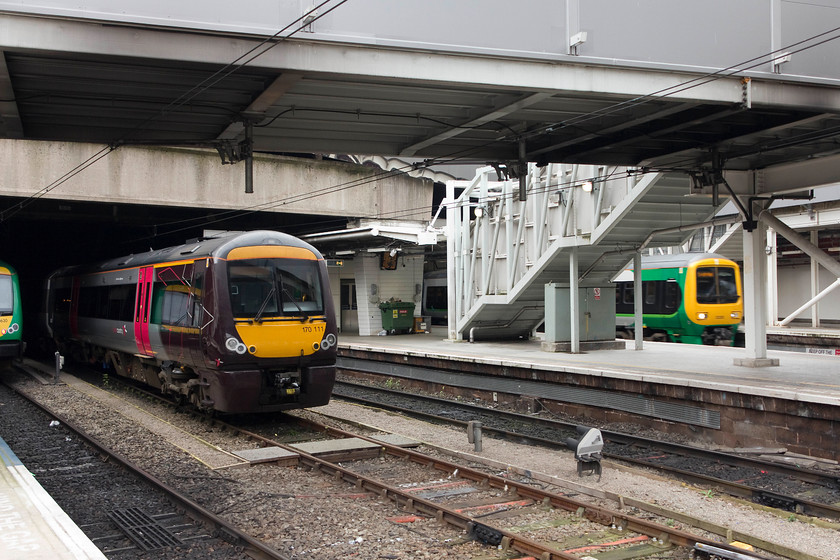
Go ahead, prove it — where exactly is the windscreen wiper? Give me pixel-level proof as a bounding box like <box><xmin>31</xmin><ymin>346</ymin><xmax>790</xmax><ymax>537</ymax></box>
<box><xmin>253</xmin><ymin>285</ymin><xmax>276</xmax><ymax>323</ymax></box>
<box><xmin>281</xmin><ymin>287</ymin><xmax>309</xmax><ymax>322</ymax></box>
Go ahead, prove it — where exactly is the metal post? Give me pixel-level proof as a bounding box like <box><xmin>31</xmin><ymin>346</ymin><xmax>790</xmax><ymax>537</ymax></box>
<box><xmin>54</xmin><ymin>351</ymin><xmax>62</xmax><ymax>384</ymax></box>
<box><xmin>811</xmin><ymin>230</ymin><xmax>820</xmax><ymax>328</ymax></box>
<box><xmin>467</xmin><ymin>421</ymin><xmax>482</xmax><ymax>452</ymax></box>
<box><xmin>633</xmin><ymin>252</ymin><xmax>643</xmax><ymax>351</ymax></box>
<box><xmin>244</xmin><ymin>121</ymin><xmax>254</xmax><ymax>194</ymax></box>
<box><xmin>569</xmin><ymin>247</ymin><xmax>580</xmax><ymax>354</ymax></box>
<box><xmin>518</xmin><ymin>140</ymin><xmax>527</xmax><ymax>202</ymax></box>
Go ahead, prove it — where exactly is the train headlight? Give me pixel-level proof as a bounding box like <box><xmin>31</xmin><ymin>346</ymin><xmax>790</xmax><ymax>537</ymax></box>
<box><xmin>730</xmin><ymin>311</ymin><xmax>740</xmax><ymax>319</ymax></box>
<box><xmin>319</xmin><ymin>333</ymin><xmax>337</xmax><ymax>351</ymax></box>
<box><xmin>225</xmin><ymin>336</ymin><xmax>248</xmax><ymax>355</ymax></box>
<box><xmin>697</xmin><ymin>312</ymin><xmax>708</xmax><ymax>320</ymax></box>
<box><xmin>225</xmin><ymin>337</ymin><xmax>240</xmax><ymax>352</ymax></box>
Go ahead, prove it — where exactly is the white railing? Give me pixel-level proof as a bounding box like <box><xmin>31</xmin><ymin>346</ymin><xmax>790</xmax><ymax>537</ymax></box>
<box><xmin>444</xmin><ymin>163</ymin><xmax>637</xmax><ymax>336</ymax></box>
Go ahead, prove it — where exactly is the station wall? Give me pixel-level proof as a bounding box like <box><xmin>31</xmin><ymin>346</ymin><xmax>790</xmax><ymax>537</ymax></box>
<box><xmin>777</xmin><ymin>266</ymin><xmax>840</xmax><ymax>322</ymax></box>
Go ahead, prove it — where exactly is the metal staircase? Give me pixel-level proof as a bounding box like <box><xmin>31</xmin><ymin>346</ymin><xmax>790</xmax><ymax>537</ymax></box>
<box><xmin>444</xmin><ymin>164</ymin><xmax>729</xmax><ymax>341</ymax></box>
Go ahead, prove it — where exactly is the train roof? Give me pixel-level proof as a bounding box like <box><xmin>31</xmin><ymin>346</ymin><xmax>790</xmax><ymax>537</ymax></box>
<box><xmin>49</xmin><ymin>230</ymin><xmax>323</xmax><ymax>277</ymax></box>
<box><xmin>613</xmin><ymin>252</ymin><xmax>738</xmax><ymax>282</ymax></box>
<box><xmin>638</xmin><ymin>252</ymin><xmax>737</xmax><ymax>269</ymax></box>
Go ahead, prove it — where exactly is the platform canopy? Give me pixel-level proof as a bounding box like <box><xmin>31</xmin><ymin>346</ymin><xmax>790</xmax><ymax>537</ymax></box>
<box><xmin>1</xmin><ymin>2</ymin><xmax>840</xmax><ymax>187</ymax></box>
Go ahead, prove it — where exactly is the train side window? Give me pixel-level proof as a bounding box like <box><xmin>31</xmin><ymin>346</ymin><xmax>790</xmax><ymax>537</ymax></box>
<box><xmin>191</xmin><ymin>266</ymin><xmax>204</xmax><ymax>328</ymax></box>
<box><xmin>108</xmin><ymin>285</ymin><xmax>135</xmax><ymax>321</ymax></box>
<box><xmin>53</xmin><ymin>288</ymin><xmax>72</xmax><ymax>314</ymax></box>
<box><xmin>425</xmin><ymin>285</ymin><xmax>447</xmax><ymax>313</ymax></box>
<box><xmin>614</xmin><ymin>283</ymin><xmax>631</xmax><ymax>314</ymax></box>
<box><xmin>644</xmin><ymin>281</ymin><xmax>657</xmax><ymax>306</ymax></box>
<box><xmin>623</xmin><ymin>282</ymin><xmax>634</xmax><ymax>305</ymax></box>
<box><xmin>663</xmin><ymin>281</ymin><xmax>681</xmax><ymax>313</ymax></box>
<box><xmin>160</xmin><ymin>287</ymin><xmax>191</xmax><ymax>326</ymax></box>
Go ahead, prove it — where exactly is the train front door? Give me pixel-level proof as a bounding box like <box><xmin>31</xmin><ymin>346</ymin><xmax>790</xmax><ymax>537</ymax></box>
<box><xmin>134</xmin><ymin>266</ymin><xmax>154</xmax><ymax>356</ymax></box>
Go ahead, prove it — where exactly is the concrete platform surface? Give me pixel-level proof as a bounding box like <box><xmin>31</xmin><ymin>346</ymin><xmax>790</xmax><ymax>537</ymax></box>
<box><xmin>0</xmin><ymin>435</ymin><xmax>107</xmax><ymax>559</ymax></box>
<box><xmin>337</xmin><ymin>332</ymin><xmax>840</xmax><ymax>407</ymax></box>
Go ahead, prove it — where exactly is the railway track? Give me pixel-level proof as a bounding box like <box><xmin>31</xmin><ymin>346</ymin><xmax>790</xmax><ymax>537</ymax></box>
<box><xmin>332</xmin><ymin>379</ymin><xmax>840</xmax><ymax>521</ymax></box>
<box><xmin>0</xmin><ymin>378</ymin><xmax>283</xmax><ymax>560</ymax></box>
<box><xmin>5</xmin><ymin>358</ymin><xmax>831</xmax><ymax>559</ymax></box>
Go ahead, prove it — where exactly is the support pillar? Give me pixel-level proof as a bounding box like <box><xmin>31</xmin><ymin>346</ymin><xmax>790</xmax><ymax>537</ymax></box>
<box><xmin>569</xmin><ymin>247</ymin><xmax>580</xmax><ymax>354</ymax></box>
<box><xmin>811</xmin><ymin>230</ymin><xmax>820</xmax><ymax>328</ymax></box>
<box><xmin>735</xmin><ymin>221</ymin><xmax>779</xmax><ymax>367</ymax></box>
<box><xmin>633</xmin><ymin>251</ymin><xmax>643</xmax><ymax>351</ymax></box>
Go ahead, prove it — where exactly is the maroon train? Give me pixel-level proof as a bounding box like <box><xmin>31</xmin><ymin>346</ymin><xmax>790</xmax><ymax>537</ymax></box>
<box><xmin>43</xmin><ymin>230</ymin><xmax>337</xmax><ymax>413</ymax></box>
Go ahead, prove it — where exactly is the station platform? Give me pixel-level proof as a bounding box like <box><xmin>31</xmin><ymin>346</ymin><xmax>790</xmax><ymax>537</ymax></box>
<box><xmin>336</xmin><ymin>329</ymin><xmax>840</xmax><ymax>461</ymax></box>
<box><xmin>0</xmin><ymin>436</ymin><xmax>106</xmax><ymax>559</ymax></box>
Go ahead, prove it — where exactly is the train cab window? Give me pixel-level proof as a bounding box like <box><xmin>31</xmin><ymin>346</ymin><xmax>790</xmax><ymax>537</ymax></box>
<box><xmin>279</xmin><ymin>262</ymin><xmax>322</xmax><ymax>314</ymax></box>
<box><xmin>0</xmin><ymin>275</ymin><xmax>12</xmax><ymax>314</ymax></box>
<box><xmin>229</xmin><ymin>259</ymin><xmax>324</xmax><ymax>319</ymax></box>
<box><xmin>697</xmin><ymin>267</ymin><xmax>739</xmax><ymax>304</ymax></box>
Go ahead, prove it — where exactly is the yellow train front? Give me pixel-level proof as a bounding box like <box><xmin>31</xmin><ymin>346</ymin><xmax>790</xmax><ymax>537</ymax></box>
<box><xmin>44</xmin><ymin>230</ymin><xmax>337</xmax><ymax>413</ymax></box>
<box><xmin>615</xmin><ymin>253</ymin><xmax>742</xmax><ymax>345</ymax></box>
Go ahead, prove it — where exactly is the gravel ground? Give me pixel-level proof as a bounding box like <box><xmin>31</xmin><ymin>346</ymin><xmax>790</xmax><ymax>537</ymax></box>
<box><xmin>6</xmin><ymin>368</ymin><xmax>839</xmax><ymax>559</ymax></box>
<box><xmin>303</xmin><ymin>399</ymin><xmax>840</xmax><ymax>560</ymax></box>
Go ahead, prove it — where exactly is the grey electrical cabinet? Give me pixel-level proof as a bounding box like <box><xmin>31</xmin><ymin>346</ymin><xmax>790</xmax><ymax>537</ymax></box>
<box><xmin>544</xmin><ymin>283</ymin><xmax>616</xmax><ymax>343</ymax></box>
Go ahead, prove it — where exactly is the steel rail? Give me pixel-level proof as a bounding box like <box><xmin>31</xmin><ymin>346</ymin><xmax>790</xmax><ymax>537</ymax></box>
<box><xmin>3</xmin><ymin>376</ymin><xmax>291</xmax><ymax>560</ymax></box>
<box><xmin>283</xmin><ymin>412</ymin><xmax>779</xmax><ymax>560</ymax></box>
<box><xmin>333</xmin><ymin>380</ymin><xmax>840</xmax><ymax>520</ymax></box>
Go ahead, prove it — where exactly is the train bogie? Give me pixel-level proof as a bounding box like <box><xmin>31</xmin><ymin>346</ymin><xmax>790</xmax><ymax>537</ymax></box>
<box><xmin>44</xmin><ymin>231</ymin><xmax>337</xmax><ymax>413</ymax></box>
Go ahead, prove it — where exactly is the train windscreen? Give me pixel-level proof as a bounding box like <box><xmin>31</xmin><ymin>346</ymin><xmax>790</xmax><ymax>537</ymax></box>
<box><xmin>229</xmin><ymin>259</ymin><xmax>324</xmax><ymax>319</ymax></box>
<box><xmin>696</xmin><ymin>266</ymin><xmax>739</xmax><ymax>304</ymax></box>
<box><xmin>0</xmin><ymin>275</ymin><xmax>12</xmax><ymax>315</ymax></box>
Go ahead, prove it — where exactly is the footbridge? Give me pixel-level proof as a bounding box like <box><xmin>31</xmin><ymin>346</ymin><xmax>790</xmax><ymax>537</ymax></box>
<box><xmin>443</xmin><ymin>166</ymin><xmax>723</xmax><ymax>342</ymax></box>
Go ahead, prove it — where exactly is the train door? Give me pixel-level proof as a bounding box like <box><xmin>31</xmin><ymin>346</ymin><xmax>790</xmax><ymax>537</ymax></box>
<box><xmin>340</xmin><ymin>280</ymin><xmax>357</xmax><ymax>333</ymax></box>
<box><xmin>154</xmin><ymin>262</ymin><xmax>201</xmax><ymax>364</ymax></box>
<box><xmin>188</xmin><ymin>259</ymin><xmax>206</xmax><ymax>366</ymax></box>
<box><xmin>134</xmin><ymin>266</ymin><xmax>154</xmax><ymax>356</ymax></box>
